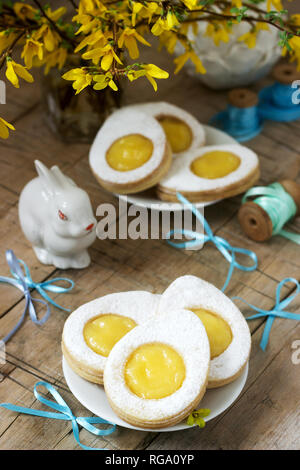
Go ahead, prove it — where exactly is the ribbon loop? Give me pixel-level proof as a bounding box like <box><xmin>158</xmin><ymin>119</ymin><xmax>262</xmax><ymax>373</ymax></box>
<box><xmin>0</xmin><ymin>250</ymin><xmax>75</xmax><ymax>344</ymax></box>
<box><xmin>0</xmin><ymin>381</ymin><xmax>116</xmax><ymax>450</ymax></box>
<box><xmin>167</xmin><ymin>193</ymin><xmax>258</xmax><ymax>292</ymax></box>
<box><xmin>232</xmin><ymin>277</ymin><xmax>300</xmax><ymax>350</ymax></box>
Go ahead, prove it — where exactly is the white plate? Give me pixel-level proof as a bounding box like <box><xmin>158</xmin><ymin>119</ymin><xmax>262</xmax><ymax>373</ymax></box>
<box><xmin>116</xmin><ymin>125</ymin><xmax>238</xmax><ymax>212</ymax></box>
<box><xmin>62</xmin><ymin>357</ymin><xmax>248</xmax><ymax>432</ymax></box>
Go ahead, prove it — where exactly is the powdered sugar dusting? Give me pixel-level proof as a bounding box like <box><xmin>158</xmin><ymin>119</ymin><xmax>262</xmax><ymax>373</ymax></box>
<box><xmin>126</xmin><ymin>101</ymin><xmax>206</xmax><ymax>155</ymax></box>
<box><xmin>62</xmin><ymin>291</ymin><xmax>160</xmax><ymax>372</ymax></box>
<box><xmin>104</xmin><ymin>309</ymin><xmax>210</xmax><ymax>421</ymax></box>
<box><xmin>158</xmin><ymin>144</ymin><xmax>259</xmax><ymax>192</ymax></box>
<box><xmin>89</xmin><ymin>108</ymin><xmax>167</xmax><ymax>184</ymax></box>
<box><xmin>157</xmin><ymin>276</ymin><xmax>251</xmax><ymax>383</ymax></box>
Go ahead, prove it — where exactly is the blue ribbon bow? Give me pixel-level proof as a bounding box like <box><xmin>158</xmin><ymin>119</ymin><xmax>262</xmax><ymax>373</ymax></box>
<box><xmin>0</xmin><ymin>250</ymin><xmax>74</xmax><ymax>343</ymax></box>
<box><xmin>232</xmin><ymin>277</ymin><xmax>300</xmax><ymax>351</ymax></box>
<box><xmin>167</xmin><ymin>193</ymin><xmax>258</xmax><ymax>292</ymax></box>
<box><xmin>0</xmin><ymin>381</ymin><xmax>116</xmax><ymax>450</ymax></box>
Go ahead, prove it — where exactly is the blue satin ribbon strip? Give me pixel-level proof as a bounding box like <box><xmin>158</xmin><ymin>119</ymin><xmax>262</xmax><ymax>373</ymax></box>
<box><xmin>166</xmin><ymin>193</ymin><xmax>258</xmax><ymax>292</ymax></box>
<box><xmin>0</xmin><ymin>250</ymin><xmax>74</xmax><ymax>344</ymax></box>
<box><xmin>232</xmin><ymin>277</ymin><xmax>300</xmax><ymax>351</ymax></box>
<box><xmin>0</xmin><ymin>381</ymin><xmax>116</xmax><ymax>450</ymax></box>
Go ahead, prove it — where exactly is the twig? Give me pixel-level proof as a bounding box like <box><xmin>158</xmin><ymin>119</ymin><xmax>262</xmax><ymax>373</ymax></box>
<box><xmin>0</xmin><ymin>31</ymin><xmax>25</xmax><ymax>71</ymax></box>
<box><xmin>186</xmin><ymin>8</ymin><xmax>300</xmax><ymax>36</ymax></box>
<box><xmin>68</xmin><ymin>0</ymin><xmax>78</xmax><ymax>9</ymax></box>
<box><xmin>32</xmin><ymin>0</ymin><xmax>74</xmax><ymax>45</ymax></box>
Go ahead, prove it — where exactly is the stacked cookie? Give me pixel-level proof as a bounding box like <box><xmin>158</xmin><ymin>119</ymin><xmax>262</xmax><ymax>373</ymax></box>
<box><xmin>89</xmin><ymin>102</ymin><xmax>260</xmax><ymax>202</ymax></box>
<box><xmin>62</xmin><ymin>275</ymin><xmax>251</xmax><ymax>429</ymax></box>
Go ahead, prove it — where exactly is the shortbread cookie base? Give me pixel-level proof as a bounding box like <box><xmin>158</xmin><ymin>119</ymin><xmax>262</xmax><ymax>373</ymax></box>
<box><xmin>105</xmin><ymin>370</ymin><xmax>209</xmax><ymax>429</ymax></box>
<box><xmin>126</xmin><ymin>102</ymin><xmax>206</xmax><ymax>155</ymax></box>
<box><xmin>207</xmin><ymin>361</ymin><xmax>248</xmax><ymax>389</ymax></box>
<box><xmin>62</xmin><ymin>291</ymin><xmax>160</xmax><ymax>384</ymax></box>
<box><xmin>157</xmin><ymin>166</ymin><xmax>260</xmax><ymax>202</ymax></box>
<box><xmin>157</xmin><ymin>276</ymin><xmax>251</xmax><ymax>388</ymax></box>
<box><xmin>104</xmin><ymin>310</ymin><xmax>210</xmax><ymax>429</ymax></box>
<box><xmin>62</xmin><ymin>340</ymin><xmax>104</xmax><ymax>384</ymax></box>
<box><xmin>93</xmin><ymin>141</ymin><xmax>172</xmax><ymax>194</ymax></box>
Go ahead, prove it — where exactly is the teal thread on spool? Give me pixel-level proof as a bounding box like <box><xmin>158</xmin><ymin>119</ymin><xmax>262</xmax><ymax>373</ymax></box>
<box><xmin>239</xmin><ymin>181</ymin><xmax>300</xmax><ymax>244</ymax></box>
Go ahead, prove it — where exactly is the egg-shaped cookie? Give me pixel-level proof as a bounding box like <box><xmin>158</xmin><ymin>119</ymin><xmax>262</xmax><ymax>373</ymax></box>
<box><xmin>157</xmin><ymin>144</ymin><xmax>260</xmax><ymax>202</ymax></box>
<box><xmin>104</xmin><ymin>309</ymin><xmax>210</xmax><ymax>429</ymax></box>
<box><xmin>157</xmin><ymin>276</ymin><xmax>251</xmax><ymax>388</ymax></box>
<box><xmin>89</xmin><ymin>108</ymin><xmax>172</xmax><ymax>194</ymax></box>
<box><xmin>127</xmin><ymin>101</ymin><xmax>205</xmax><ymax>156</ymax></box>
<box><xmin>62</xmin><ymin>291</ymin><xmax>160</xmax><ymax>384</ymax></box>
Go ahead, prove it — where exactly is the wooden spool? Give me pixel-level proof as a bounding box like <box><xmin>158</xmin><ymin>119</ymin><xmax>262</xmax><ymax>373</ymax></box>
<box><xmin>272</xmin><ymin>64</ymin><xmax>300</xmax><ymax>85</ymax></box>
<box><xmin>228</xmin><ymin>88</ymin><xmax>258</xmax><ymax>108</ymax></box>
<box><xmin>238</xmin><ymin>179</ymin><xmax>300</xmax><ymax>242</ymax></box>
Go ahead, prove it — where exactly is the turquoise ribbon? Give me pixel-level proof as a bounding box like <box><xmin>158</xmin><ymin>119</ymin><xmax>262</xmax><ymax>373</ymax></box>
<box><xmin>0</xmin><ymin>381</ymin><xmax>116</xmax><ymax>450</ymax></box>
<box><xmin>166</xmin><ymin>193</ymin><xmax>258</xmax><ymax>292</ymax></box>
<box><xmin>232</xmin><ymin>278</ymin><xmax>300</xmax><ymax>351</ymax></box>
<box><xmin>0</xmin><ymin>250</ymin><xmax>74</xmax><ymax>344</ymax></box>
<box><xmin>242</xmin><ymin>183</ymin><xmax>300</xmax><ymax>245</ymax></box>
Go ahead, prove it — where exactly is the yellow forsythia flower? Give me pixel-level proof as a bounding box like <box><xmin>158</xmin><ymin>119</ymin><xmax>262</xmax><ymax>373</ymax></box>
<box><xmin>231</xmin><ymin>0</ymin><xmax>242</xmax><ymax>7</ymax></box>
<box><xmin>34</xmin><ymin>24</ymin><xmax>60</xmax><ymax>52</ymax></box>
<box><xmin>256</xmin><ymin>22</ymin><xmax>270</xmax><ymax>32</ymax></box>
<box><xmin>5</xmin><ymin>59</ymin><xmax>34</xmax><ymax>88</ymax></box>
<box><xmin>152</xmin><ymin>12</ymin><xmax>179</xmax><ymax>36</ymax></box>
<box><xmin>118</xmin><ymin>28</ymin><xmax>150</xmax><ymax>60</ymax></box>
<box><xmin>291</xmin><ymin>15</ymin><xmax>300</xmax><ymax>27</ymax></box>
<box><xmin>142</xmin><ymin>64</ymin><xmax>169</xmax><ymax>91</ymax></box>
<box><xmin>13</xmin><ymin>2</ymin><xmax>36</xmax><ymax>21</ymax></box>
<box><xmin>266</xmin><ymin>0</ymin><xmax>283</xmax><ymax>12</ymax></box>
<box><xmin>159</xmin><ymin>31</ymin><xmax>178</xmax><ymax>54</ymax></box>
<box><xmin>131</xmin><ymin>2</ymin><xmax>160</xmax><ymax>27</ymax></box>
<box><xmin>21</xmin><ymin>38</ymin><xmax>44</xmax><ymax>68</ymax></box>
<box><xmin>75</xmin><ymin>18</ymin><xmax>100</xmax><ymax>36</ymax></box>
<box><xmin>0</xmin><ymin>31</ymin><xmax>17</xmax><ymax>55</ymax></box>
<box><xmin>75</xmin><ymin>30</ymin><xmax>106</xmax><ymax>53</ymax></box>
<box><xmin>182</xmin><ymin>0</ymin><xmax>203</xmax><ymax>10</ymax></box>
<box><xmin>205</xmin><ymin>24</ymin><xmax>230</xmax><ymax>46</ymax></box>
<box><xmin>93</xmin><ymin>73</ymin><xmax>118</xmax><ymax>91</ymax></box>
<box><xmin>131</xmin><ymin>2</ymin><xmax>143</xmax><ymax>27</ymax></box>
<box><xmin>62</xmin><ymin>68</ymin><xmax>93</xmax><ymax>94</ymax></box>
<box><xmin>45</xmin><ymin>7</ymin><xmax>67</xmax><ymax>22</ymax></box>
<box><xmin>82</xmin><ymin>44</ymin><xmax>123</xmax><ymax>70</ymax></box>
<box><xmin>238</xmin><ymin>31</ymin><xmax>257</xmax><ymax>48</ymax></box>
<box><xmin>283</xmin><ymin>36</ymin><xmax>300</xmax><ymax>71</ymax></box>
<box><xmin>174</xmin><ymin>50</ymin><xmax>206</xmax><ymax>74</ymax></box>
<box><xmin>0</xmin><ymin>117</ymin><xmax>15</xmax><ymax>139</ymax></box>
<box><xmin>127</xmin><ymin>64</ymin><xmax>169</xmax><ymax>91</ymax></box>
<box><xmin>44</xmin><ymin>48</ymin><xmax>68</xmax><ymax>74</ymax></box>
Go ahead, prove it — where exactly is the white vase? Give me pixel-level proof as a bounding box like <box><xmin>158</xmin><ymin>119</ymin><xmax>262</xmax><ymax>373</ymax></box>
<box><xmin>179</xmin><ymin>11</ymin><xmax>281</xmax><ymax>89</ymax></box>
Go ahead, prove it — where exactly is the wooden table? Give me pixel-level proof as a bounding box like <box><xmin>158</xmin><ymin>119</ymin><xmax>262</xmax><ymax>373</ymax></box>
<box><xmin>0</xmin><ymin>46</ymin><xmax>299</xmax><ymax>450</ymax></box>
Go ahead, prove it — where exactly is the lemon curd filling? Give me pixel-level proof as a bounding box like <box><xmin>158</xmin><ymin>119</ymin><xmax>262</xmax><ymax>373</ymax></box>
<box><xmin>157</xmin><ymin>116</ymin><xmax>192</xmax><ymax>153</ymax></box>
<box><xmin>191</xmin><ymin>151</ymin><xmax>241</xmax><ymax>179</ymax></box>
<box><xmin>125</xmin><ymin>342</ymin><xmax>186</xmax><ymax>399</ymax></box>
<box><xmin>191</xmin><ymin>309</ymin><xmax>232</xmax><ymax>358</ymax></box>
<box><xmin>106</xmin><ymin>134</ymin><xmax>153</xmax><ymax>172</ymax></box>
<box><xmin>83</xmin><ymin>314</ymin><xmax>137</xmax><ymax>357</ymax></box>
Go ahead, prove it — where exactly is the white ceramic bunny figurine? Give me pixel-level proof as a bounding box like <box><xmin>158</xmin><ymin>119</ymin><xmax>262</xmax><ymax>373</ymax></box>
<box><xmin>19</xmin><ymin>160</ymin><xmax>97</xmax><ymax>269</ymax></box>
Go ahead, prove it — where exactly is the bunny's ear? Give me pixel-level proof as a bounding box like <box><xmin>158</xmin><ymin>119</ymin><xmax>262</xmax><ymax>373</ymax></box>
<box><xmin>35</xmin><ymin>160</ymin><xmax>60</xmax><ymax>196</ymax></box>
<box><xmin>51</xmin><ymin>165</ymin><xmax>77</xmax><ymax>188</ymax></box>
